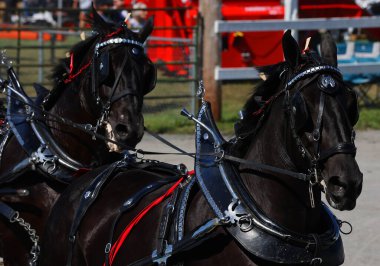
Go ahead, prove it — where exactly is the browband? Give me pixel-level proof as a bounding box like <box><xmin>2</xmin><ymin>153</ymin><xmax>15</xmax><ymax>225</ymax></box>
<box><xmin>287</xmin><ymin>65</ymin><xmax>341</xmax><ymax>88</ymax></box>
<box><xmin>95</xmin><ymin>38</ymin><xmax>144</xmax><ymax>56</ymax></box>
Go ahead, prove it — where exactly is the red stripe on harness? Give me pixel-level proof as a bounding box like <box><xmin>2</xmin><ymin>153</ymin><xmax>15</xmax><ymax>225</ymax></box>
<box><xmin>106</xmin><ymin>172</ymin><xmax>192</xmax><ymax>266</ymax></box>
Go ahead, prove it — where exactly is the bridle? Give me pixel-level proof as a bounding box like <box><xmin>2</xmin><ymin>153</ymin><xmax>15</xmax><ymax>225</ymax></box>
<box><xmin>89</xmin><ymin>35</ymin><xmax>145</xmax><ymax>134</ymax></box>
<box><xmin>283</xmin><ymin>64</ymin><xmax>357</xmax><ymax>207</ymax></box>
<box><xmin>227</xmin><ymin>64</ymin><xmax>358</xmax><ymax>209</ymax></box>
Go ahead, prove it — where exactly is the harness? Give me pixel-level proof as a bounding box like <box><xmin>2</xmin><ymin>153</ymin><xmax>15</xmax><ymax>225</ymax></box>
<box><xmin>0</xmin><ymin>29</ymin><xmax>152</xmax><ymax>266</ymax></box>
<box><xmin>192</xmin><ymin>100</ymin><xmax>343</xmax><ymax>265</ymax></box>
<box><xmin>1</xmin><ymin>67</ymin><xmax>85</xmax><ymax>184</ymax></box>
<box><xmin>64</xmin><ymin>158</ymin><xmax>189</xmax><ymax>266</ymax></box>
<box><xmin>134</xmin><ymin>67</ymin><xmax>355</xmax><ymax>265</ymax></box>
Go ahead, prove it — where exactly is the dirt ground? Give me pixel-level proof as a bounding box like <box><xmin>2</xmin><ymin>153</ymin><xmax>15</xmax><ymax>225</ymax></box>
<box><xmin>136</xmin><ymin>130</ymin><xmax>380</xmax><ymax>266</ymax></box>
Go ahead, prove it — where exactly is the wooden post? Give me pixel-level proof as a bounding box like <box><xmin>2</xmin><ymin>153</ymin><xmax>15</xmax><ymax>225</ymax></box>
<box><xmin>199</xmin><ymin>0</ymin><xmax>222</xmax><ymax>120</ymax></box>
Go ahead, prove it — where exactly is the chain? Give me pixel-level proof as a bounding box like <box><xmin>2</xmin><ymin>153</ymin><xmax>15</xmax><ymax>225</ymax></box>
<box><xmin>10</xmin><ymin>211</ymin><xmax>40</xmax><ymax>266</ymax></box>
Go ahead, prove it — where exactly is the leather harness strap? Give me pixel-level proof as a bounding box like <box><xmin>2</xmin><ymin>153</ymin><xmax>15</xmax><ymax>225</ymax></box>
<box><xmin>66</xmin><ymin>160</ymin><xmax>126</xmax><ymax>266</ymax></box>
<box><xmin>0</xmin><ymin>201</ymin><xmax>17</xmax><ymax>221</ymax></box>
<box><xmin>224</xmin><ymin>154</ymin><xmax>312</xmax><ymax>182</ymax></box>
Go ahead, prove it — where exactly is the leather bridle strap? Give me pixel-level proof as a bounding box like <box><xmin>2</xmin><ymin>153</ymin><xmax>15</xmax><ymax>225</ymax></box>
<box><xmin>223</xmin><ymin>154</ymin><xmax>312</xmax><ymax>182</ymax></box>
<box><xmin>318</xmin><ymin>142</ymin><xmax>356</xmax><ymax>162</ymax></box>
<box><xmin>108</xmin><ymin>50</ymin><xmax>132</xmax><ymax>105</ymax></box>
<box><xmin>313</xmin><ymin>91</ymin><xmax>325</xmax><ymax>160</ymax></box>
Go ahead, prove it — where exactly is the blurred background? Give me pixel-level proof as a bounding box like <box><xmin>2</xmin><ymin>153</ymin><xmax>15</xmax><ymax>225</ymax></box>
<box><xmin>1</xmin><ymin>0</ymin><xmax>380</xmax><ymax>134</ymax></box>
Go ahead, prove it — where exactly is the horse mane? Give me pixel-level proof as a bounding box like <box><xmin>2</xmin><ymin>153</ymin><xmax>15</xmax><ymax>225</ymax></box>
<box><xmin>241</xmin><ymin>51</ymin><xmax>321</xmax><ymax>119</ymax></box>
<box><xmin>234</xmin><ymin>51</ymin><xmax>323</xmax><ymax>145</ymax></box>
<box><xmin>230</xmin><ymin>61</ymin><xmax>287</xmax><ymax>155</ymax></box>
<box><xmin>241</xmin><ymin>62</ymin><xmax>287</xmax><ymax>119</ymax></box>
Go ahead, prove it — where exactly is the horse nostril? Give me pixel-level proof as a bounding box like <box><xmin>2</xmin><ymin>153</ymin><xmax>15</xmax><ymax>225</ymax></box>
<box><xmin>115</xmin><ymin>124</ymin><xmax>128</xmax><ymax>139</ymax></box>
<box><xmin>328</xmin><ymin>176</ymin><xmax>347</xmax><ymax>197</ymax></box>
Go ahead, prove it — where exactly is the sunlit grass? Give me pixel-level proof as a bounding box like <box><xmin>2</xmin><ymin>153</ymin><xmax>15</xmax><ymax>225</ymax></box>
<box><xmin>356</xmin><ymin>107</ymin><xmax>380</xmax><ymax>129</ymax></box>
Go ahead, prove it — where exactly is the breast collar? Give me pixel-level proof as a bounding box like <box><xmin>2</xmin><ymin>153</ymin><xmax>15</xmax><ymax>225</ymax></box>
<box><xmin>194</xmin><ymin>100</ymin><xmax>344</xmax><ymax>265</ymax></box>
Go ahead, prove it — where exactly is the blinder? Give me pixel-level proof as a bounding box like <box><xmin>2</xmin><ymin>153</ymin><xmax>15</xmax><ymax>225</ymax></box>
<box><xmin>143</xmin><ymin>59</ymin><xmax>157</xmax><ymax>95</ymax></box>
<box><xmin>97</xmin><ymin>51</ymin><xmax>110</xmax><ymax>86</ymax></box>
<box><xmin>95</xmin><ymin>45</ymin><xmax>156</xmax><ymax>96</ymax></box>
<box><xmin>347</xmin><ymin>89</ymin><xmax>359</xmax><ymax>126</ymax></box>
<box><xmin>291</xmin><ymin>90</ymin><xmax>309</xmax><ymax>132</ymax></box>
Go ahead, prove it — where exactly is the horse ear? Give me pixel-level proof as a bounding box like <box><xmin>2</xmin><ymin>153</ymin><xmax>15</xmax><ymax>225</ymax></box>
<box><xmin>320</xmin><ymin>31</ymin><xmax>338</xmax><ymax>67</ymax></box>
<box><xmin>282</xmin><ymin>30</ymin><xmax>301</xmax><ymax>69</ymax></box>
<box><xmin>138</xmin><ymin>17</ymin><xmax>154</xmax><ymax>42</ymax></box>
<box><xmin>91</xmin><ymin>4</ymin><xmax>109</xmax><ymax>32</ymax></box>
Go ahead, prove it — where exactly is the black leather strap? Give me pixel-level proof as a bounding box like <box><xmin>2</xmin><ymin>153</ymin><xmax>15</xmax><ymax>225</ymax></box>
<box><xmin>313</xmin><ymin>92</ymin><xmax>325</xmax><ymax>158</ymax></box>
<box><xmin>0</xmin><ymin>201</ymin><xmax>17</xmax><ymax>220</ymax></box>
<box><xmin>104</xmin><ymin>178</ymin><xmax>176</xmax><ymax>266</ymax></box>
<box><xmin>224</xmin><ymin>154</ymin><xmax>311</xmax><ymax>182</ymax></box>
<box><xmin>66</xmin><ymin>161</ymin><xmax>123</xmax><ymax>266</ymax></box>
<box><xmin>156</xmin><ymin>187</ymin><xmax>181</xmax><ymax>256</ymax></box>
<box><xmin>318</xmin><ymin>142</ymin><xmax>357</xmax><ymax>161</ymax></box>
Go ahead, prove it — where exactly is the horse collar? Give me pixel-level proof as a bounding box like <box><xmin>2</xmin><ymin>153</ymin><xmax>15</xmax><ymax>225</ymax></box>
<box><xmin>1</xmin><ymin>68</ymin><xmax>85</xmax><ymax>184</ymax></box>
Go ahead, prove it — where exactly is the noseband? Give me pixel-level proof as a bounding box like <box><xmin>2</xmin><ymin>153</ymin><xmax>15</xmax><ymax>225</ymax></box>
<box><xmin>284</xmin><ymin>65</ymin><xmax>357</xmax><ymax>206</ymax></box>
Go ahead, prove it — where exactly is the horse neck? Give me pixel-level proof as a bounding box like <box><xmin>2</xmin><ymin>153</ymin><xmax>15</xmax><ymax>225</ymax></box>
<box><xmin>239</xmin><ymin>100</ymin><xmax>322</xmax><ymax>234</ymax></box>
<box><xmin>0</xmin><ymin>177</ymin><xmax>64</xmax><ymax>265</ymax></box>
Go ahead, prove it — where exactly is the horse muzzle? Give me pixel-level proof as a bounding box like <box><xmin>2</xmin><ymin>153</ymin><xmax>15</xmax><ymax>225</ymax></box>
<box><xmin>114</xmin><ymin>122</ymin><xmax>144</xmax><ymax>148</ymax></box>
<box><xmin>325</xmin><ymin>173</ymin><xmax>363</xmax><ymax>211</ymax></box>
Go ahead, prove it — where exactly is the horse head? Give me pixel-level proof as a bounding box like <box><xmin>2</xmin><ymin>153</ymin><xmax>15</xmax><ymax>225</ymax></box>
<box><xmin>281</xmin><ymin>30</ymin><xmax>363</xmax><ymax>210</ymax></box>
<box><xmin>89</xmin><ymin>9</ymin><xmax>156</xmax><ymax>150</ymax></box>
<box><xmin>46</xmin><ymin>7</ymin><xmax>156</xmax><ymax>154</ymax></box>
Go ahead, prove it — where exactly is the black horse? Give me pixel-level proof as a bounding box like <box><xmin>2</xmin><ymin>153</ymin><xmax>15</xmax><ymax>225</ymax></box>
<box><xmin>0</xmin><ymin>7</ymin><xmax>155</xmax><ymax>265</ymax></box>
<box><xmin>40</xmin><ymin>31</ymin><xmax>362</xmax><ymax>266</ymax></box>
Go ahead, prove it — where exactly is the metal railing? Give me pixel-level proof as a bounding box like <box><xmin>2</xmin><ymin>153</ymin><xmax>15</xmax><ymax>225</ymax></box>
<box><xmin>214</xmin><ymin>16</ymin><xmax>380</xmax><ymax>81</ymax></box>
<box><xmin>0</xmin><ymin>6</ymin><xmax>202</xmax><ymax>114</ymax></box>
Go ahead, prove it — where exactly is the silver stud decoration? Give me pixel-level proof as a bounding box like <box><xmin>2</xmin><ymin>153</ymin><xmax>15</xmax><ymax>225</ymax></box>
<box><xmin>95</xmin><ymin>38</ymin><xmax>144</xmax><ymax>56</ymax></box>
<box><xmin>320</xmin><ymin>75</ymin><xmax>336</xmax><ymax>88</ymax></box>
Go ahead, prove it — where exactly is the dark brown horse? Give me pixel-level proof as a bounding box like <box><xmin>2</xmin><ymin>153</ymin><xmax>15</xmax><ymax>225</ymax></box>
<box><xmin>0</xmin><ymin>7</ymin><xmax>156</xmax><ymax>265</ymax></box>
<box><xmin>40</xmin><ymin>31</ymin><xmax>362</xmax><ymax>265</ymax></box>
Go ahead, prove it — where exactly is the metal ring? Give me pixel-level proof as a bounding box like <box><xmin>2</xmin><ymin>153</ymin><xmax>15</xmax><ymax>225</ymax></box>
<box><xmin>104</xmin><ymin>242</ymin><xmax>111</xmax><ymax>254</ymax></box>
<box><xmin>214</xmin><ymin>150</ymin><xmax>225</xmax><ymax>162</ymax></box>
<box><xmin>238</xmin><ymin>215</ymin><xmax>253</xmax><ymax>232</ymax></box>
<box><xmin>135</xmin><ymin>149</ymin><xmax>144</xmax><ymax>160</ymax></box>
<box><xmin>338</xmin><ymin>220</ymin><xmax>353</xmax><ymax>235</ymax></box>
<box><xmin>9</xmin><ymin>211</ymin><xmax>19</xmax><ymax>223</ymax></box>
<box><xmin>84</xmin><ymin>124</ymin><xmax>94</xmax><ymax>131</ymax></box>
<box><xmin>310</xmin><ymin>257</ymin><xmax>323</xmax><ymax>265</ymax></box>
